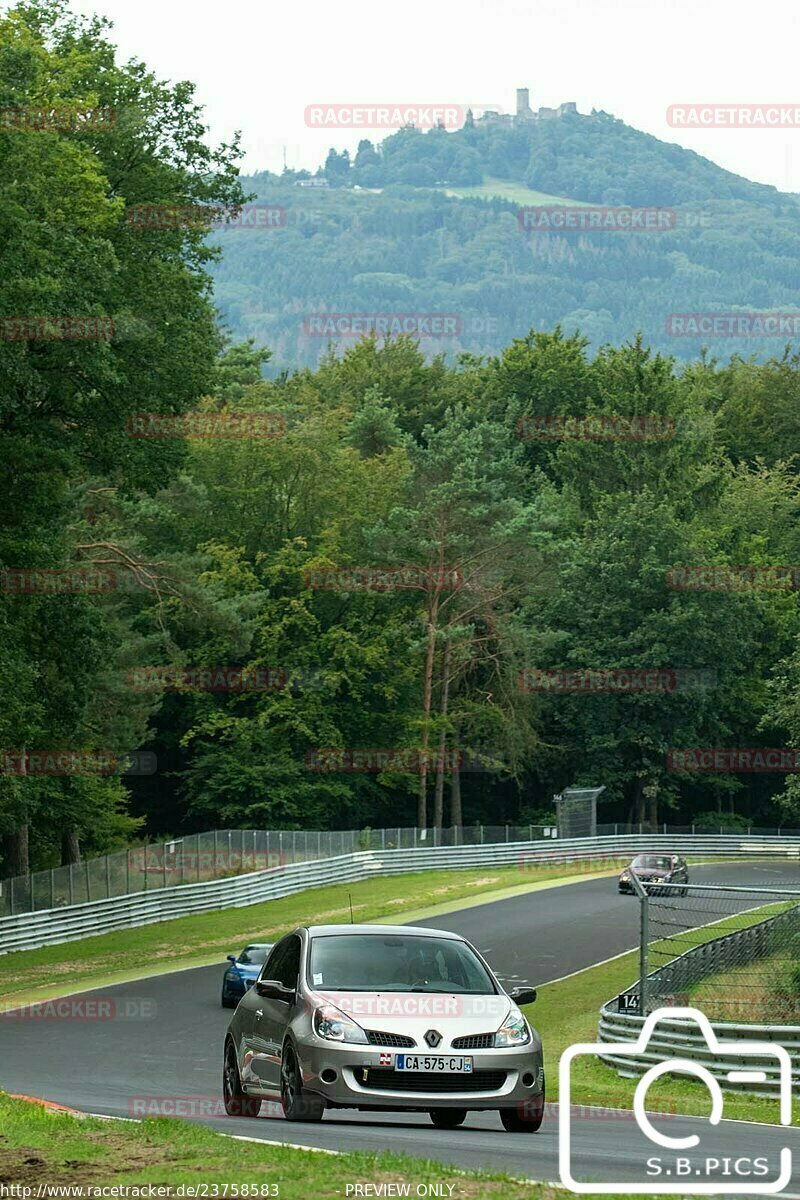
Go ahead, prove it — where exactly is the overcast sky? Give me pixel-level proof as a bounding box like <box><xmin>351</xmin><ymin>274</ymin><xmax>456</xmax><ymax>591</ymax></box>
<box><xmin>70</xmin><ymin>0</ymin><xmax>800</xmax><ymax>191</ymax></box>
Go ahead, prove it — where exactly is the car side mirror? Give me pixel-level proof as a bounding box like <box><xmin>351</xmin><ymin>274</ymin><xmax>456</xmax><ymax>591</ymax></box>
<box><xmin>255</xmin><ymin>978</ymin><xmax>295</xmax><ymax>1002</ymax></box>
<box><xmin>226</xmin><ymin>954</ymin><xmax>236</xmax><ymax>963</ymax></box>
<box><xmin>509</xmin><ymin>986</ymin><xmax>537</xmax><ymax>1006</ymax></box>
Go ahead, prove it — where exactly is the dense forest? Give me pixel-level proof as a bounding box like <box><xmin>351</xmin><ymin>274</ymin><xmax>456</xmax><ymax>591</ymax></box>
<box><xmin>2</xmin><ymin>2</ymin><xmax>800</xmax><ymax>881</ymax></box>
<box><xmin>209</xmin><ymin>116</ymin><xmax>800</xmax><ymax>369</ymax></box>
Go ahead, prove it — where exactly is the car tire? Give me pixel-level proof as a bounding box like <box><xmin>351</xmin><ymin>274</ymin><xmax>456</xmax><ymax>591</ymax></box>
<box><xmin>500</xmin><ymin>1085</ymin><xmax>545</xmax><ymax>1133</ymax></box>
<box><xmin>429</xmin><ymin>1108</ymin><xmax>467</xmax><ymax>1129</ymax></box>
<box><xmin>223</xmin><ymin>1041</ymin><xmax>261</xmax><ymax>1118</ymax></box>
<box><xmin>280</xmin><ymin>1043</ymin><xmax>325</xmax><ymax>1122</ymax></box>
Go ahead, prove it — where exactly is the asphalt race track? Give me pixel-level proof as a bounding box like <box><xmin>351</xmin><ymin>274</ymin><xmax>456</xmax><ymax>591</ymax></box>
<box><xmin>2</xmin><ymin>860</ymin><xmax>800</xmax><ymax>1188</ymax></box>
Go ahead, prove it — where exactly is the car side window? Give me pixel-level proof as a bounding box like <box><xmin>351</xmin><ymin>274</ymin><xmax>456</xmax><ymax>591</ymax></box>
<box><xmin>262</xmin><ymin>935</ymin><xmax>301</xmax><ymax>989</ymax></box>
<box><xmin>278</xmin><ymin>935</ymin><xmax>301</xmax><ymax>989</ymax></box>
<box><xmin>262</xmin><ymin>939</ymin><xmax>290</xmax><ymax>982</ymax></box>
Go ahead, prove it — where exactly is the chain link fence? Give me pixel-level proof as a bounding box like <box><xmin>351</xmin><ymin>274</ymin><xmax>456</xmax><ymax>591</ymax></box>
<box><xmin>0</xmin><ymin>823</ymin><xmax>562</xmax><ymax>917</ymax></box>
<box><xmin>5</xmin><ymin>819</ymin><xmax>800</xmax><ymax>920</ymax></box>
<box><xmin>617</xmin><ymin>879</ymin><xmax>800</xmax><ymax>1024</ymax></box>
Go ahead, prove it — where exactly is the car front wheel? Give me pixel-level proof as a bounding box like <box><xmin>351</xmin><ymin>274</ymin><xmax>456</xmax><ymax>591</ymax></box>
<box><xmin>223</xmin><ymin>1041</ymin><xmax>261</xmax><ymax>1117</ymax></box>
<box><xmin>280</xmin><ymin>1044</ymin><xmax>325</xmax><ymax>1122</ymax></box>
<box><xmin>500</xmin><ymin>1087</ymin><xmax>544</xmax><ymax>1133</ymax></box>
<box><xmin>429</xmin><ymin>1108</ymin><xmax>467</xmax><ymax>1129</ymax></box>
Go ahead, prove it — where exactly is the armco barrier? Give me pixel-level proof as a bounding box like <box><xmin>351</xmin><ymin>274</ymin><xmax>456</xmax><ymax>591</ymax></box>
<box><xmin>598</xmin><ymin>1003</ymin><xmax>800</xmax><ymax>1099</ymax></box>
<box><xmin>3</xmin><ymin>834</ymin><xmax>800</xmax><ymax>955</ymax></box>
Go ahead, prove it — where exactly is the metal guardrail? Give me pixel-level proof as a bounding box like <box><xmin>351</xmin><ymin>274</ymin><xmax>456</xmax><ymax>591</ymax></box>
<box><xmin>3</xmin><ymin>832</ymin><xmax>800</xmax><ymax>955</ymax></box>
<box><xmin>598</xmin><ymin>1004</ymin><xmax>800</xmax><ymax>1099</ymax></box>
<box><xmin>6</xmin><ymin>820</ymin><xmax>799</xmax><ymax>918</ymax></box>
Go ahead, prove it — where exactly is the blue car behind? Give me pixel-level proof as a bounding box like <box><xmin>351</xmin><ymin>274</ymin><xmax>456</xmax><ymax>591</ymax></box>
<box><xmin>221</xmin><ymin>942</ymin><xmax>273</xmax><ymax>1008</ymax></box>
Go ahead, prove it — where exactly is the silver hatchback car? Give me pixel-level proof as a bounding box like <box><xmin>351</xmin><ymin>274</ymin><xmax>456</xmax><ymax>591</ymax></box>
<box><xmin>223</xmin><ymin>923</ymin><xmax>544</xmax><ymax>1132</ymax></box>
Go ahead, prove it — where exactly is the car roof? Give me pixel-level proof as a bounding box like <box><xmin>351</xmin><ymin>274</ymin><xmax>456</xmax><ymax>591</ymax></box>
<box><xmin>303</xmin><ymin>923</ymin><xmax>464</xmax><ymax>939</ymax></box>
<box><xmin>242</xmin><ymin>942</ymin><xmax>273</xmax><ymax>949</ymax></box>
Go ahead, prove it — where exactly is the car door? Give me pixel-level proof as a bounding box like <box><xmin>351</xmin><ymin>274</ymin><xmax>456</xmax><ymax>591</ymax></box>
<box><xmin>249</xmin><ymin>934</ymin><xmax>301</xmax><ymax>1091</ymax></box>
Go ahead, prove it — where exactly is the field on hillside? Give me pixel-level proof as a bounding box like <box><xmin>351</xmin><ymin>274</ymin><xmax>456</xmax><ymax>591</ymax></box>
<box><xmin>444</xmin><ymin>178</ymin><xmax>582</xmax><ymax>205</ymax></box>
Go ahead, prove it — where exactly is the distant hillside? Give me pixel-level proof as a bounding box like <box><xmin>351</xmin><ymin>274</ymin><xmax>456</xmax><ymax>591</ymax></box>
<box><xmin>209</xmin><ymin>112</ymin><xmax>800</xmax><ymax>370</ymax></box>
<box><xmin>337</xmin><ymin>109</ymin><xmax>782</xmax><ymax>206</ymax></box>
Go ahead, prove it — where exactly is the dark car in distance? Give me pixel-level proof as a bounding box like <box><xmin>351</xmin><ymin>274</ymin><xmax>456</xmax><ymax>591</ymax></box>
<box><xmin>222</xmin><ymin>943</ymin><xmax>274</xmax><ymax>1008</ymax></box>
<box><xmin>618</xmin><ymin>854</ymin><xmax>689</xmax><ymax>896</ymax></box>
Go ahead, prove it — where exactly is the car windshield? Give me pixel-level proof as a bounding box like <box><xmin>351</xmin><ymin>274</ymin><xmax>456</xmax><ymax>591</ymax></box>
<box><xmin>308</xmin><ymin>933</ymin><xmax>497</xmax><ymax>994</ymax></box>
<box><xmin>238</xmin><ymin>945</ymin><xmax>270</xmax><ymax>965</ymax></box>
<box><xmin>632</xmin><ymin>855</ymin><xmax>673</xmax><ymax>870</ymax></box>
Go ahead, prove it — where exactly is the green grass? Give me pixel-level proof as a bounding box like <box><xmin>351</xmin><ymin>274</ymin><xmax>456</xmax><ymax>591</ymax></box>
<box><xmin>0</xmin><ymin>1092</ymin><xmax>586</xmax><ymax>1197</ymax></box>
<box><xmin>442</xmin><ymin>178</ymin><xmax>582</xmax><ymax>206</ymax></box>
<box><xmin>0</xmin><ymin>860</ymin><xmax>628</xmax><ymax>1007</ymax></box>
<box><xmin>528</xmin><ymin>902</ymin><xmax>799</xmax><ymax>1126</ymax></box>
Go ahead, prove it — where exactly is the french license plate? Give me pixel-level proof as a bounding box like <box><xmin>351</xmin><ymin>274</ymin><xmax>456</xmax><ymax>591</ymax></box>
<box><xmin>395</xmin><ymin>1054</ymin><xmax>473</xmax><ymax>1073</ymax></box>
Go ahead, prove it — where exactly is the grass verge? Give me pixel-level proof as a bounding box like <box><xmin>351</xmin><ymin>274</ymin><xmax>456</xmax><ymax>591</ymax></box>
<box><xmin>0</xmin><ymin>860</ymin><xmax>627</xmax><ymax>1007</ymax></box>
<box><xmin>0</xmin><ymin>1091</ymin><xmax>665</xmax><ymax>1198</ymax></box>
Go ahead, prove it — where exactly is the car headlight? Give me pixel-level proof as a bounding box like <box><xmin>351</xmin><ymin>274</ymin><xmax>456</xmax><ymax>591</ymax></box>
<box><xmin>620</xmin><ymin>871</ymin><xmax>630</xmax><ymax>881</ymax></box>
<box><xmin>494</xmin><ymin>1006</ymin><xmax>530</xmax><ymax>1047</ymax></box>
<box><xmin>313</xmin><ymin>1003</ymin><xmax>369</xmax><ymax>1044</ymax></box>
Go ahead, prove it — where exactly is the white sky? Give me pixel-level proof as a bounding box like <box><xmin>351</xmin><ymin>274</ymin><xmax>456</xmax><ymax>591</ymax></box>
<box><xmin>69</xmin><ymin>0</ymin><xmax>800</xmax><ymax>190</ymax></box>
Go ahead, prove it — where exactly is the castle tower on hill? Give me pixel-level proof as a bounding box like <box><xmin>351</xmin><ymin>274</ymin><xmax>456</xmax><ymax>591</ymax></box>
<box><xmin>475</xmin><ymin>89</ymin><xmax>577</xmax><ymax>127</ymax></box>
<box><xmin>476</xmin><ymin>87</ymin><xmax>578</xmax><ymax>124</ymax></box>
<box><xmin>516</xmin><ymin>88</ymin><xmax>534</xmax><ymax>120</ymax></box>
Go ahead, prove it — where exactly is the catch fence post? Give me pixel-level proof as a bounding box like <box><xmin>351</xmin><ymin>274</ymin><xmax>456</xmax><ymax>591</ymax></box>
<box><xmin>631</xmin><ymin>872</ymin><xmax>649</xmax><ymax>1017</ymax></box>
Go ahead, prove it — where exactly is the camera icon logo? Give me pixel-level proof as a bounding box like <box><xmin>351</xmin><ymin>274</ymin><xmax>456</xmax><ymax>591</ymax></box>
<box><xmin>559</xmin><ymin>1007</ymin><xmax>792</xmax><ymax>1194</ymax></box>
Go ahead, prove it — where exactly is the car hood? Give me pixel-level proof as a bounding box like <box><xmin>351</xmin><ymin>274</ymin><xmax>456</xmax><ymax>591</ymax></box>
<box><xmin>310</xmin><ymin>989</ymin><xmax>513</xmax><ymax>1040</ymax></box>
<box><xmin>629</xmin><ymin>867</ymin><xmax>670</xmax><ymax>877</ymax></box>
<box><xmin>229</xmin><ymin>963</ymin><xmax>262</xmax><ymax>978</ymax></box>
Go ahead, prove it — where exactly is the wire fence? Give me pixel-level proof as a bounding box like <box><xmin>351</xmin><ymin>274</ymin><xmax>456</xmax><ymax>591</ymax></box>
<box><xmin>619</xmin><ymin>880</ymin><xmax>800</xmax><ymax>1024</ymax></box>
<box><xmin>0</xmin><ymin>823</ymin><xmax>559</xmax><ymax>917</ymax></box>
<box><xmin>4</xmin><ymin>819</ymin><xmax>800</xmax><ymax>919</ymax></box>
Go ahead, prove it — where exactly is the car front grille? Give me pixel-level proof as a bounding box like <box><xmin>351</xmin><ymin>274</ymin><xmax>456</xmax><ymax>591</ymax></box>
<box><xmin>365</xmin><ymin>1030</ymin><xmax>416</xmax><ymax>1048</ymax></box>
<box><xmin>451</xmin><ymin>1032</ymin><xmax>495</xmax><ymax>1050</ymax></box>
<box><xmin>353</xmin><ymin>1068</ymin><xmax>506</xmax><ymax>1093</ymax></box>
